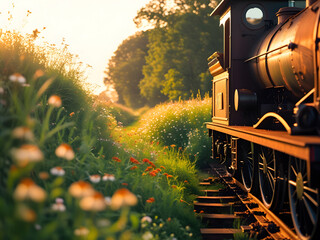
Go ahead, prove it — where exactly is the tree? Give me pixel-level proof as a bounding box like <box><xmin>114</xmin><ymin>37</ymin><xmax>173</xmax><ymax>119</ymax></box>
<box><xmin>104</xmin><ymin>31</ymin><xmax>149</xmax><ymax>108</ymax></box>
<box><xmin>136</xmin><ymin>0</ymin><xmax>222</xmax><ymax>103</ymax></box>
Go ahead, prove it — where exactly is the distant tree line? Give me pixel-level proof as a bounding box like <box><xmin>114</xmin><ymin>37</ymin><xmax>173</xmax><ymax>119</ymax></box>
<box><xmin>104</xmin><ymin>0</ymin><xmax>222</xmax><ymax>108</ymax></box>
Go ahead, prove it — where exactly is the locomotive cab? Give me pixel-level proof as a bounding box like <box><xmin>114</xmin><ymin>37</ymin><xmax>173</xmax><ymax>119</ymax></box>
<box><xmin>209</xmin><ymin>0</ymin><xmax>289</xmax><ymax>126</ymax></box>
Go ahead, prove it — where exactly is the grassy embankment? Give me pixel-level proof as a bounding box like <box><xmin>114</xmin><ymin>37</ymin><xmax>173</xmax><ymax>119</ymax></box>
<box><xmin>0</xmin><ymin>30</ymin><xmax>213</xmax><ymax>239</ymax></box>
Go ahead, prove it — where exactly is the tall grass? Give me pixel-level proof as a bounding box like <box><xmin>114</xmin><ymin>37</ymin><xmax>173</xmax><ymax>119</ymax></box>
<box><xmin>136</xmin><ymin>96</ymin><xmax>212</xmax><ymax>168</ymax></box>
<box><xmin>0</xmin><ymin>30</ymin><xmax>201</xmax><ymax>239</ymax></box>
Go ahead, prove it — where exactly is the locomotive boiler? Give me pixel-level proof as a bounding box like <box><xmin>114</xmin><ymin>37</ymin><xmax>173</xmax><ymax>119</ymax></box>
<box><xmin>206</xmin><ymin>0</ymin><xmax>320</xmax><ymax>239</ymax></box>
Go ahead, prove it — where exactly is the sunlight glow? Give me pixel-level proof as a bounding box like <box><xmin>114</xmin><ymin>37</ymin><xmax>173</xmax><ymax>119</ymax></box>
<box><xmin>0</xmin><ymin>0</ymin><xmax>150</xmax><ymax>94</ymax></box>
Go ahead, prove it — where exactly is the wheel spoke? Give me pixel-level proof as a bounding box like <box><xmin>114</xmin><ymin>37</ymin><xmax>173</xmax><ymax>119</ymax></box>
<box><xmin>267</xmin><ymin>172</ymin><xmax>275</xmax><ymax>190</ymax></box>
<box><xmin>290</xmin><ymin>165</ymin><xmax>298</xmax><ymax>177</ymax></box>
<box><xmin>289</xmin><ymin>180</ymin><xmax>297</xmax><ymax>187</ymax></box>
<box><xmin>303</xmin><ymin>186</ymin><xmax>318</xmax><ymax>195</ymax></box>
<box><xmin>304</xmin><ymin>191</ymin><xmax>319</xmax><ymax>208</ymax></box>
<box><xmin>302</xmin><ymin>196</ymin><xmax>316</xmax><ymax>225</ymax></box>
<box><xmin>267</xmin><ymin>166</ymin><xmax>275</xmax><ymax>172</ymax></box>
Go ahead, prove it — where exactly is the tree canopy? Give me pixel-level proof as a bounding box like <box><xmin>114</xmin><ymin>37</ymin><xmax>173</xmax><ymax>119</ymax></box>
<box><xmin>104</xmin><ymin>31</ymin><xmax>149</xmax><ymax>108</ymax></box>
<box><xmin>105</xmin><ymin>0</ymin><xmax>222</xmax><ymax>107</ymax></box>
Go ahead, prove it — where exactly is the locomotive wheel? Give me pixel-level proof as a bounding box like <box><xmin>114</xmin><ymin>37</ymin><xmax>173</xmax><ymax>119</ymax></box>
<box><xmin>239</xmin><ymin>141</ymin><xmax>255</xmax><ymax>192</ymax></box>
<box><xmin>258</xmin><ymin>146</ymin><xmax>278</xmax><ymax>209</ymax></box>
<box><xmin>289</xmin><ymin>157</ymin><xmax>320</xmax><ymax>240</ymax></box>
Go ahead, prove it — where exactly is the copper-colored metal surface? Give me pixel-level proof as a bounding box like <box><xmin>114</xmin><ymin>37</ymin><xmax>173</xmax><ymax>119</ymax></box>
<box><xmin>254</xmin><ymin>3</ymin><xmax>318</xmax><ymax>97</ymax></box>
<box><xmin>206</xmin><ymin>122</ymin><xmax>320</xmax><ymax>161</ymax></box>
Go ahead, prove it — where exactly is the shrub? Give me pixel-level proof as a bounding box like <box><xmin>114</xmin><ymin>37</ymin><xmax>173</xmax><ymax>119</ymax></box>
<box><xmin>136</xmin><ymin>96</ymin><xmax>212</xmax><ymax>168</ymax></box>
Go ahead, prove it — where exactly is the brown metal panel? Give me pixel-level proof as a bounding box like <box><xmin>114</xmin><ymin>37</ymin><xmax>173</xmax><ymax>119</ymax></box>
<box><xmin>212</xmin><ymin>72</ymin><xmax>229</xmax><ymax>124</ymax></box>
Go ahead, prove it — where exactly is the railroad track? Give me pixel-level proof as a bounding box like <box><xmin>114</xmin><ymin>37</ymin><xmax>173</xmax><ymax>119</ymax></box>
<box><xmin>195</xmin><ymin>164</ymin><xmax>298</xmax><ymax>240</ymax></box>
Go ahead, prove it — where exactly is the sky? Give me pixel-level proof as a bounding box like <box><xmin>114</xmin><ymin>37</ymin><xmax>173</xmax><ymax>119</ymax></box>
<box><xmin>0</xmin><ymin>0</ymin><xmax>150</xmax><ymax>94</ymax></box>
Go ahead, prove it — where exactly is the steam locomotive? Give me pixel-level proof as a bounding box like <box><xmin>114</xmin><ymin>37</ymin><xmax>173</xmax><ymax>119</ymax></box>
<box><xmin>206</xmin><ymin>0</ymin><xmax>320</xmax><ymax>239</ymax></box>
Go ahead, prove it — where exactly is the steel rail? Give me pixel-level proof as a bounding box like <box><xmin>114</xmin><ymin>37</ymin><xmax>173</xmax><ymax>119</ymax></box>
<box><xmin>212</xmin><ymin>165</ymin><xmax>298</xmax><ymax>240</ymax></box>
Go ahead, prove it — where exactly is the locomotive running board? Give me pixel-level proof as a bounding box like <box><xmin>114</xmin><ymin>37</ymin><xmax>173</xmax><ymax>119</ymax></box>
<box><xmin>206</xmin><ymin>122</ymin><xmax>320</xmax><ymax>162</ymax></box>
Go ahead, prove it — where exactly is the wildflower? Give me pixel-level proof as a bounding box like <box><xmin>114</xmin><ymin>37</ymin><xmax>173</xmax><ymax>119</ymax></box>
<box><xmin>33</xmin><ymin>69</ymin><xmax>44</xmax><ymax>79</ymax></box>
<box><xmin>199</xmin><ymin>210</ymin><xmax>204</xmax><ymax>214</ymax></box>
<box><xmin>186</xmin><ymin>226</ymin><xmax>190</xmax><ymax>231</ymax></box>
<box><xmin>149</xmin><ymin>171</ymin><xmax>157</xmax><ymax>177</ymax></box>
<box><xmin>145</xmin><ymin>166</ymin><xmax>153</xmax><ymax>172</ymax></box>
<box><xmin>167</xmin><ymin>217</ymin><xmax>171</xmax><ymax>222</ymax></box>
<box><xmin>111</xmin><ymin>188</ymin><xmax>138</xmax><ymax>210</ymax></box>
<box><xmin>48</xmin><ymin>95</ymin><xmax>62</xmax><ymax>107</ymax></box>
<box><xmin>97</xmin><ymin>219</ymin><xmax>111</xmax><ymax>227</ymax></box>
<box><xmin>89</xmin><ymin>174</ymin><xmax>101</xmax><ymax>183</ymax></box>
<box><xmin>163</xmin><ymin>173</ymin><xmax>168</xmax><ymax>176</ymax></box>
<box><xmin>105</xmin><ymin>196</ymin><xmax>111</xmax><ymax>206</ymax></box>
<box><xmin>35</xmin><ymin>224</ymin><xmax>42</xmax><ymax>230</ymax></box>
<box><xmin>13</xmin><ymin>178</ymin><xmax>47</xmax><ymax>202</ymax></box>
<box><xmin>11</xmin><ymin>144</ymin><xmax>43</xmax><ymax>166</ymax></box>
<box><xmin>130</xmin><ymin>157</ymin><xmax>140</xmax><ymax>164</ymax></box>
<box><xmin>12</xmin><ymin>126</ymin><xmax>34</xmax><ymax>141</ymax></box>
<box><xmin>102</xmin><ymin>173</ymin><xmax>115</xmax><ymax>181</ymax></box>
<box><xmin>172</xmin><ymin>185</ymin><xmax>177</xmax><ymax>189</ymax></box>
<box><xmin>170</xmin><ymin>144</ymin><xmax>176</xmax><ymax>148</ymax></box>
<box><xmin>52</xmin><ymin>198</ymin><xmax>66</xmax><ymax>212</ymax></box>
<box><xmin>55</xmin><ymin>143</ymin><xmax>74</xmax><ymax>160</ymax></box>
<box><xmin>160</xmin><ymin>166</ymin><xmax>165</xmax><ymax>169</ymax></box>
<box><xmin>148</xmin><ymin>162</ymin><xmax>156</xmax><ymax>168</ymax></box>
<box><xmin>142</xmin><ymin>158</ymin><xmax>149</xmax><ymax>163</ymax></box>
<box><xmin>38</xmin><ymin>171</ymin><xmax>49</xmax><ymax>180</ymax></box>
<box><xmin>130</xmin><ymin>166</ymin><xmax>138</xmax><ymax>170</ymax></box>
<box><xmin>80</xmin><ymin>191</ymin><xmax>106</xmax><ymax>211</ymax></box>
<box><xmin>112</xmin><ymin>156</ymin><xmax>121</xmax><ymax>162</ymax></box>
<box><xmin>122</xmin><ymin>183</ymin><xmax>128</xmax><ymax>186</ymax></box>
<box><xmin>146</xmin><ymin>197</ymin><xmax>155</xmax><ymax>203</ymax></box>
<box><xmin>156</xmin><ymin>168</ymin><xmax>161</xmax><ymax>172</ymax></box>
<box><xmin>69</xmin><ymin>112</ymin><xmax>75</xmax><ymax>117</ymax></box>
<box><xmin>141</xmin><ymin>216</ymin><xmax>152</xmax><ymax>223</ymax></box>
<box><xmin>16</xmin><ymin>204</ymin><xmax>36</xmax><ymax>222</ymax></box>
<box><xmin>167</xmin><ymin>175</ymin><xmax>173</xmax><ymax>178</ymax></box>
<box><xmin>68</xmin><ymin>181</ymin><xmax>95</xmax><ymax>198</ymax></box>
<box><xmin>50</xmin><ymin>166</ymin><xmax>65</xmax><ymax>176</ymax></box>
<box><xmin>9</xmin><ymin>73</ymin><xmax>26</xmax><ymax>84</ymax></box>
<box><xmin>142</xmin><ymin>232</ymin><xmax>153</xmax><ymax>240</ymax></box>
<box><xmin>74</xmin><ymin>227</ymin><xmax>89</xmax><ymax>236</ymax></box>
<box><xmin>184</xmin><ymin>180</ymin><xmax>189</xmax><ymax>184</ymax></box>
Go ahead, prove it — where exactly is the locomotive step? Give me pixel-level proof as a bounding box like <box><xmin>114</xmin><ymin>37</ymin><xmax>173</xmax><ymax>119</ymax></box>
<box><xmin>194</xmin><ymin>202</ymin><xmax>244</xmax><ymax>213</ymax></box>
<box><xmin>200</xmin><ymin>213</ymin><xmax>242</xmax><ymax>228</ymax></box>
<box><xmin>201</xmin><ymin>189</ymin><xmax>233</xmax><ymax>196</ymax></box>
<box><xmin>196</xmin><ymin>196</ymin><xmax>237</xmax><ymax>203</ymax></box>
<box><xmin>199</xmin><ymin>182</ymin><xmax>213</xmax><ymax>186</ymax></box>
<box><xmin>200</xmin><ymin>228</ymin><xmax>242</xmax><ymax>240</ymax></box>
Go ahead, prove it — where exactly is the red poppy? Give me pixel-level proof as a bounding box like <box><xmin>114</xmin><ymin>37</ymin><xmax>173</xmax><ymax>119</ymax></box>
<box><xmin>130</xmin><ymin>157</ymin><xmax>141</xmax><ymax>164</ymax></box>
<box><xmin>112</xmin><ymin>157</ymin><xmax>121</xmax><ymax>162</ymax></box>
<box><xmin>130</xmin><ymin>166</ymin><xmax>138</xmax><ymax>170</ymax></box>
<box><xmin>146</xmin><ymin>197</ymin><xmax>155</xmax><ymax>203</ymax></box>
